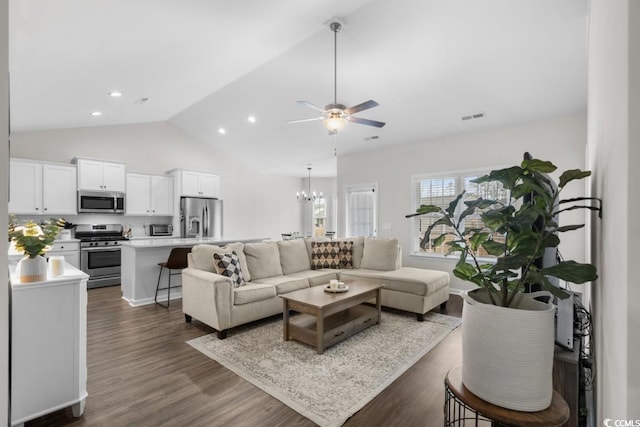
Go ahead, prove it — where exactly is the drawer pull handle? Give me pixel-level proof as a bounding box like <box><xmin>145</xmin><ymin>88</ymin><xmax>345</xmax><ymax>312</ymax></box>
<box><xmin>334</xmin><ymin>331</ymin><xmax>345</xmax><ymax>337</ymax></box>
<box><xmin>363</xmin><ymin>318</ymin><xmax>372</xmax><ymax>323</ymax></box>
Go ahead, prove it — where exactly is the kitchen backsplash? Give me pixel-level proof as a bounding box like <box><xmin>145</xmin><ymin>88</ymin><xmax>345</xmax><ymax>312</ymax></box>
<box><xmin>12</xmin><ymin>214</ymin><xmax>174</xmax><ymax>238</ymax></box>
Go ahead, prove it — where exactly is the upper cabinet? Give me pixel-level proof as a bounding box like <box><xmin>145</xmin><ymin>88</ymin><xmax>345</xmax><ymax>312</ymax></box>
<box><xmin>169</xmin><ymin>169</ymin><xmax>220</xmax><ymax>198</ymax></box>
<box><xmin>75</xmin><ymin>158</ymin><xmax>126</xmax><ymax>192</ymax></box>
<box><xmin>126</xmin><ymin>173</ymin><xmax>173</xmax><ymax>216</ymax></box>
<box><xmin>9</xmin><ymin>159</ymin><xmax>77</xmax><ymax>215</ymax></box>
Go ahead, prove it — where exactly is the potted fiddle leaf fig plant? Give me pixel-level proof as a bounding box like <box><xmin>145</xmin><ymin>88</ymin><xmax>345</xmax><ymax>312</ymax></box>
<box><xmin>407</xmin><ymin>156</ymin><xmax>599</xmax><ymax>411</ymax></box>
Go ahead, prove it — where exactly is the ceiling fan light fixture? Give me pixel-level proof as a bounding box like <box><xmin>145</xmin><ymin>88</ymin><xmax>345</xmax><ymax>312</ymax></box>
<box><xmin>323</xmin><ymin>116</ymin><xmax>347</xmax><ymax>132</ymax></box>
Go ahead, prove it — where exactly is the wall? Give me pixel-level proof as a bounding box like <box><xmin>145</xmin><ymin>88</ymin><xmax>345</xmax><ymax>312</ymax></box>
<box><xmin>588</xmin><ymin>0</ymin><xmax>640</xmax><ymax>419</ymax></box>
<box><xmin>9</xmin><ymin>122</ymin><xmax>303</xmax><ymax>241</ymax></box>
<box><xmin>338</xmin><ymin>114</ymin><xmax>588</xmax><ymax>292</ymax></box>
<box><xmin>1</xmin><ymin>0</ymin><xmax>9</xmax><ymax>422</ymax></box>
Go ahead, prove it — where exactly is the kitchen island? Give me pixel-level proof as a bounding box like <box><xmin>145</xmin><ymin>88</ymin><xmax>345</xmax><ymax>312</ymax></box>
<box><xmin>120</xmin><ymin>237</ymin><xmax>267</xmax><ymax>306</ymax></box>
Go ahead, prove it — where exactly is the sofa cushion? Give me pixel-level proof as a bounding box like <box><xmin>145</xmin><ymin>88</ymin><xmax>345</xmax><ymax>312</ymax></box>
<box><xmin>337</xmin><ymin>236</ymin><xmax>364</xmax><ymax>269</ymax></box>
<box><xmin>360</xmin><ymin>238</ymin><xmax>399</xmax><ymax>271</ymax></box>
<box><xmin>191</xmin><ymin>243</ymin><xmax>251</xmax><ymax>281</ymax></box>
<box><xmin>251</xmin><ymin>275</ymin><xmax>309</xmax><ymax>295</ymax></box>
<box><xmin>286</xmin><ymin>269</ymin><xmax>340</xmax><ymax>287</ymax></box>
<box><xmin>243</xmin><ymin>241</ymin><xmax>283</xmax><ymax>280</ymax></box>
<box><xmin>213</xmin><ymin>251</ymin><xmax>246</xmax><ymax>288</ymax></box>
<box><xmin>339</xmin><ymin>267</ymin><xmax>450</xmax><ymax>296</ymax></box>
<box><xmin>311</xmin><ymin>241</ymin><xmax>353</xmax><ymax>269</ymax></box>
<box><xmin>277</xmin><ymin>239</ymin><xmax>311</xmax><ymax>275</ymax></box>
<box><xmin>233</xmin><ymin>283</ymin><xmax>277</xmax><ymax>305</ymax></box>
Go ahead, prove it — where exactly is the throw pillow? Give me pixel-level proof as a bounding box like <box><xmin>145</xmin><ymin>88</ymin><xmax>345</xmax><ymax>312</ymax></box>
<box><xmin>360</xmin><ymin>237</ymin><xmax>399</xmax><ymax>271</ymax></box>
<box><xmin>213</xmin><ymin>251</ymin><xmax>247</xmax><ymax>288</ymax></box>
<box><xmin>311</xmin><ymin>241</ymin><xmax>353</xmax><ymax>269</ymax></box>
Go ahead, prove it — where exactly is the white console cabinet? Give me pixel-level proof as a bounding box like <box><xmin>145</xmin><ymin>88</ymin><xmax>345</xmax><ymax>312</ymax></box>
<box><xmin>126</xmin><ymin>173</ymin><xmax>173</xmax><ymax>216</ymax></box>
<box><xmin>9</xmin><ymin>159</ymin><xmax>77</xmax><ymax>215</ymax></box>
<box><xmin>75</xmin><ymin>158</ymin><xmax>126</xmax><ymax>192</ymax></box>
<box><xmin>10</xmin><ymin>263</ymin><xmax>89</xmax><ymax>427</ymax></box>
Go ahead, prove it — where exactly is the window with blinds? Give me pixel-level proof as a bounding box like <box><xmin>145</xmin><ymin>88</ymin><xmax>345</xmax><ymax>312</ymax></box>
<box><xmin>413</xmin><ymin>172</ymin><xmax>508</xmax><ymax>257</ymax></box>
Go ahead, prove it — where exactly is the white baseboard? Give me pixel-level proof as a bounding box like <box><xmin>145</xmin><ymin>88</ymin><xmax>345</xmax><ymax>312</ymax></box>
<box><xmin>122</xmin><ymin>291</ymin><xmax>183</xmax><ymax>307</ymax></box>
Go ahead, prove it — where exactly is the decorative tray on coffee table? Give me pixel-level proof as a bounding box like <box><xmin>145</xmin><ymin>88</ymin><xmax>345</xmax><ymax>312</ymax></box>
<box><xmin>324</xmin><ymin>283</ymin><xmax>349</xmax><ymax>293</ymax></box>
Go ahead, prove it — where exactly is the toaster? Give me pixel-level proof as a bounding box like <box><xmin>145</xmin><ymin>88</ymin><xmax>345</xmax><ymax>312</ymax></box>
<box><xmin>149</xmin><ymin>224</ymin><xmax>173</xmax><ymax>236</ymax></box>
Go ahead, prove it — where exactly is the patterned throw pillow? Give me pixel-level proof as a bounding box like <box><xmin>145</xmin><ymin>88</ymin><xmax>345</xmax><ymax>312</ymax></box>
<box><xmin>213</xmin><ymin>251</ymin><xmax>247</xmax><ymax>288</ymax></box>
<box><xmin>311</xmin><ymin>241</ymin><xmax>353</xmax><ymax>270</ymax></box>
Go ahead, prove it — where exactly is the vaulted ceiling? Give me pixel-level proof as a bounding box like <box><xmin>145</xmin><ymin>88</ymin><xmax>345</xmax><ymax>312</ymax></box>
<box><xmin>9</xmin><ymin>0</ymin><xmax>588</xmax><ymax>177</ymax></box>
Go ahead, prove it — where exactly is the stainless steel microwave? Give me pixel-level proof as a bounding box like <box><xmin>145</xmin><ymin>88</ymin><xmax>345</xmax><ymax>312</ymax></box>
<box><xmin>78</xmin><ymin>191</ymin><xmax>125</xmax><ymax>214</ymax></box>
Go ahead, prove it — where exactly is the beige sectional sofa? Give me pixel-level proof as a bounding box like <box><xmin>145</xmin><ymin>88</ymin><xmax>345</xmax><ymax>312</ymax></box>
<box><xmin>182</xmin><ymin>237</ymin><xmax>450</xmax><ymax>339</ymax></box>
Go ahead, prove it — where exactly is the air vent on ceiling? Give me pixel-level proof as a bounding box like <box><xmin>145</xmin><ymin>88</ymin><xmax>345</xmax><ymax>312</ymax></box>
<box><xmin>135</xmin><ymin>97</ymin><xmax>149</xmax><ymax>105</ymax></box>
<box><xmin>364</xmin><ymin>135</ymin><xmax>380</xmax><ymax>141</ymax></box>
<box><xmin>462</xmin><ymin>112</ymin><xmax>485</xmax><ymax>121</ymax></box>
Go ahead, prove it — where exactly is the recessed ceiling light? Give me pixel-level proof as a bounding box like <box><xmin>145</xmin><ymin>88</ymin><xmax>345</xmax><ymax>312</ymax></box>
<box><xmin>108</xmin><ymin>91</ymin><xmax>123</xmax><ymax>97</ymax></box>
<box><xmin>218</xmin><ymin>128</ymin><xmax>226</xmax><ymax>135</ymax></box>
<box><xmin>247</xmin><ymin>116</ymin><xmax>256</xmax><ymax>123</ymax></box>
<box><xmin>91</xmin><ymin>111</ymin><xmax>102</xmax><ymax>116</ymax></box>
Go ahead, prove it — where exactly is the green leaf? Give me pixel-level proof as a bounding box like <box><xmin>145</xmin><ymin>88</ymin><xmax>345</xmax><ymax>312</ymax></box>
<box><xmin>469</xmin><ymin>232</ymin><xmax>490</xmax><ymax>252</ymax></box>
<box><xmin>526</xmin><ymin>270</ymin><xmax>570</xmax><ymax>299</ymax></box>
<box><xmin>432</xmin><ymin>233</ymin><xmax>447</xmax><ymax>248</ymax></box>
<box><xmin>542</xmin><ymin>233</ymin><xmax>560</xmax><ymax>248</ymax></box>
<box><xmin>521</xmin><ymin>158</ymin><xmax>557</xmax><ymax>173</ymax></box>
<box><xmin>406</xmin><ymin>204</ymin><xmax>441</xmax><ymax>218</ymax></box>
<box><xmin>445</xmin><ymin>192</ymin><xmax>465</xmax><ymax>217</ymax></box>
<box><xmin>481</xmin><ymin>240</ymin><xmax>506</xmax><ymax>256</ymax></box>
<box><xmin>493</xmin><ymin>254</ymin><xmax>529</xmax><ymax>271</ymax></box>
<box><xmin>458</xmin><ymin>198</ymin><xmax>500</xmax><ymax>225</ymax></box>
<box><xmin>559</xmin><ymin>169</ymin><xmax>591</xmax><ymax>188</ymax></box>
<box><xmin>472</xmin><ymin>166</ymin><xmax>523</xmax><ymax>190</ymax></box>
<box><xmin>419</xmin><ymin>216</ymin><xmax>453</xmax><ymax>249</ymax></box>
<box><xmin>540</xmin><ymin>261</ymin><xmax>598</xmax><ymax>284</ymax></box>
<box><xmin>556</xmin><ymin>224</ymin><xmax>585</xmax><ymax>232</ymax></box>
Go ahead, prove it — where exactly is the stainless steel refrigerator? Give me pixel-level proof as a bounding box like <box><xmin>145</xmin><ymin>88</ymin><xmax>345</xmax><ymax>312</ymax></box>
<box><xmin>180</xmin><ymin>197</ymin><xmax>223</xmax><ymax>238</ymax></box>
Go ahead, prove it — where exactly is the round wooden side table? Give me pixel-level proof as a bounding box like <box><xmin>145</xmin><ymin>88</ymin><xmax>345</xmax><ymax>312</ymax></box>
<box><xmin>444</xmin><ymin>366</ymin><xmax>570</xmax><ymax>427</ymax></box>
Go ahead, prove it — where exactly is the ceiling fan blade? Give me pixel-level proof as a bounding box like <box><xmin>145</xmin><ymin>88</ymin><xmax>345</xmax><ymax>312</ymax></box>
<box><xmin>297</xmin><ymin>100</ymin><xmax>326</xmax><ymax>113</ymax></box>
<box><xmin>286</xmin><ymin>116</ymin><xmax>323</xmax><ymax>124</ymax></box>
<box><xmin>350</xmin><ymin>116</ymin><xmax>386</xmax><ymax>128</ymax></box>
<box><xmin>345</xmin><ymin>100</ymin><xmax>379</xmax><ymax>115</ymax></box>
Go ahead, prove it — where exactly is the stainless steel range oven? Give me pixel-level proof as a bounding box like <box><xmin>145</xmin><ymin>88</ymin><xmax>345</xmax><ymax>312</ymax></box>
<box><xmin>75</xmin><ymin>224</ymin><xmax>127</xmax><ymax>289</ymax></box>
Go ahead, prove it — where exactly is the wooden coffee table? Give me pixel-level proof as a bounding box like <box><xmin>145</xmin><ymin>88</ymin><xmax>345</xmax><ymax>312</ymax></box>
<box><xmin>280</xmin><ymin>281</ymin><xmax>383</xmax><ymax>354</ymax></box>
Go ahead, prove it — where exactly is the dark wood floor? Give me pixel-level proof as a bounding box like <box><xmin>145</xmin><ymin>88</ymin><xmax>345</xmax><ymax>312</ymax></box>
<box><xmin>26</xmin><ymin>287</ymin><xmax>463</xmax><ymax>427</ymax></box>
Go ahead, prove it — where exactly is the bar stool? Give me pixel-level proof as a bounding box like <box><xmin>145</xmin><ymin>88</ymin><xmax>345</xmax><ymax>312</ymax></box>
<box><xmin>155</xmin><ymin>247</ymin><xmax>191</xmax><ymax>308</ymax></box>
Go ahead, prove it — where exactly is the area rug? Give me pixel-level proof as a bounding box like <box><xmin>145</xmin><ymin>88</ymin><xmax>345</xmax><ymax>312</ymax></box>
<box><xmin>187</xmin><ymin>310</ymin><xmax>460</xmax><ymax>427</ymax></box>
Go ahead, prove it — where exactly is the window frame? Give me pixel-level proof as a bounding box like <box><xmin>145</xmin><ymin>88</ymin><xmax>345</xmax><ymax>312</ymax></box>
<box><xmin>410</xmin><ymin>166</ymin><xmax>508</xmax><ymax>261</ymax></box>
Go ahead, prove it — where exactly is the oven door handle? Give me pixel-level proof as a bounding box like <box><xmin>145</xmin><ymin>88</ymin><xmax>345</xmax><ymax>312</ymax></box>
<box><xmin>81</xmin><ymin>246</ymin><xmax>122</xmax><ymax>252</ymax></box>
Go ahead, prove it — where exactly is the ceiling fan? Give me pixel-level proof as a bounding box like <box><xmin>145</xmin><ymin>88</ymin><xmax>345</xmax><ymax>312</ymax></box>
<box><xmin>287</xmin><ymin>21</ymin><xmax>385</xmax><ymax>134</ymax></box>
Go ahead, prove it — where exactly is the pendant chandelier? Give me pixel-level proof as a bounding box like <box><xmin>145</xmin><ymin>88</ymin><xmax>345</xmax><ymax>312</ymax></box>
<box><xmin>297</xmin><ymin>167</ymin><xmax>324</xmax><ymax>202</ymax></box>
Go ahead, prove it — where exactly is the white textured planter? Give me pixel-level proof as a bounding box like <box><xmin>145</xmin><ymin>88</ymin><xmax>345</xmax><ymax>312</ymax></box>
<box><xmin>16</xmin><ymin>255</ymin><xmax>48</xmax><ymax>283</ymax></box>
<box><xmin>461</xmin><ymin>288</ymin><xmax>555</xmax><ymax>412</ymax></box>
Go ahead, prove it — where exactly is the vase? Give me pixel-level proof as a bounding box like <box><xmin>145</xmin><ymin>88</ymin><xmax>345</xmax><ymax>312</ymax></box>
<box><xmin>17</xmin><ymin>255</ymin><xmax>48</xmax><ymax>283</ymax></box>
<box><xmin>461</xmin><ymin>288</ymin><xmax>555</xmax><ymax>412</ymax></box>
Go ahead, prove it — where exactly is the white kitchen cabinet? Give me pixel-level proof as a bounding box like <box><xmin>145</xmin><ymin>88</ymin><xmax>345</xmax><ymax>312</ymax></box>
<box><xmin>47</xmin><ymin>241</ymin><xmax>81</xmax><ymax>269</ymax></box>
<box><xmin>9</xmin><ymin>159</ymin><xmax>77</xmax><ymax>215</ymax></box>
<box><xmin>75</xmin><ymin>158</ymin><xmax>126</xmax><ymax>192</ymax></box>
<box><xmin>151</xmin><ymin>175</ymin><xmax>173</xmax><ymax>215</ymax></box>
<box><xmin>126</xmin><ymin>173</ymin><xmax>173</xmax><ymax>216</ymax></box>
<box><xmin>10</xmin><ymin>263</ymin><xmax>88</xmax><ymax>426</ymax></box>
<box><xmin>171</xmin><ymin>169</ymin><xmax>220</xmax><ymax>197</ymax></box>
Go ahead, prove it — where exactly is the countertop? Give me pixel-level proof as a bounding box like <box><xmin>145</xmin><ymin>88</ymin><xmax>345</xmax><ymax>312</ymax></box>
<box><xmin>120</xmin><ymin>236</ymin><xmax>268</xmax><ymax>248</ymax></box>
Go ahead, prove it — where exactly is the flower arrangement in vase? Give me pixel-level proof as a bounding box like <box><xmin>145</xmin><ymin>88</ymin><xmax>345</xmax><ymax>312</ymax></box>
<box><xmin>8</xmin><ymin>217</ymin><xmax>60</xmax><ymax>282</ymax></box>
